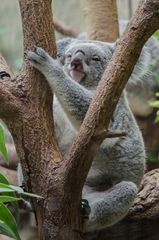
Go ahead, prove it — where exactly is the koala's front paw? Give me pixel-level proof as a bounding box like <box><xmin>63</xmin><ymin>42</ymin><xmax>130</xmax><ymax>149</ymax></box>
<box><xmin>27</xmin><ymin>47</ymin><xmax>53</xmax><ymax>73</ymax></box>
<box><xmin>80</xmin><ymin>199</ymin><xmax>91</xmax><ymax>222</ymax></box>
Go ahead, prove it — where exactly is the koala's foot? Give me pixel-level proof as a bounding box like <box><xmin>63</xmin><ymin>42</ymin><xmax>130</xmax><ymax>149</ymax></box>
<box><xmin>0</xmin><ymin>71</ymin><xmax>10</xmax><ymax>79</ymax></box>
<box><xmin>80</xmin><ymin>199</ymin><xmax>91</xmax><ymax>222</ymax></box>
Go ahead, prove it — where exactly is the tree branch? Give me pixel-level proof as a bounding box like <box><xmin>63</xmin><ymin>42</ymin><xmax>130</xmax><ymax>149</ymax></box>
<box><xmin>0</xmin><ymin>54</ymin><xmax>21</xmax><ymax>118</ymax></box>
<box><xmin>0</xmin><ymin>83</ymin><xmax>21</xmax><ymax>118</ymax></box>
<box><xmin>53</xmin><ymin>17</ymin><xmax>79</xmax><ymax>38</ymax></box>
<box><xmin>0</xmin><ymin>53</ymin><xmax>12</xmax><ymax>77</ymax></box>
<box><xmin>93</xmin><ymin>130</ymin><xmax>127</xmax><ymax>140</ymax></box>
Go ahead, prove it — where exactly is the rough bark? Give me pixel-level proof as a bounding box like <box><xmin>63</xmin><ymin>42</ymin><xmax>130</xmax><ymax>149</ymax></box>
<box><xmin>0</xmin><ymin>0</ymin><xmax>159</xmax><ymax>240</ymax></box>
<box><xmin>0</xmin><ymin>54</ymin><xmax>12</xmax><ymax>77</ymax></box>
<box><xmin>15</xmin><ymin>1</ymin><xmax>66</xmax><ymax>239</ymax></box>
<box><xmin>0</xmin><ymin>55</ymin><xmax>21</xmax><ymax>118</ymax></box>
<box><xmin>80</xmin><ymin>0</ymin><xmax>119</xmax><ymax>41</ymax></box>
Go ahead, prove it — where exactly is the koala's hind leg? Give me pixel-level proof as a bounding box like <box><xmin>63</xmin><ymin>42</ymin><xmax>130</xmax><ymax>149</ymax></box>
<box><xmin>82</xmin><ymin>181</ymin><xmax>138</xmax><ymax>232</ymax></box>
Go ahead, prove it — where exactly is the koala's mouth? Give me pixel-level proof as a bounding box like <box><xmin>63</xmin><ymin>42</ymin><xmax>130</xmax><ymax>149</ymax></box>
<box><xmin>69</xmin><ymin>68</ymin><xmax>86</xmax><ymax>83</ymax></box>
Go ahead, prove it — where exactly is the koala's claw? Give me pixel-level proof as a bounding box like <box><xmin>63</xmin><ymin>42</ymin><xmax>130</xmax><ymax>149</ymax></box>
<box><xmin>0</xmin><ymin>71</ymin><xmax>10</xmax><ymax>79</ymax></box>
<box><xmin>80</xmin><ymin>199</ymin><xmax>91</xmax><ymax>221</ymax></box>
<box><xmin>27</xmin><ymin>47</ymin><xmax>49</xmax><ymax>65</ymax></box>
<box><xmin>36</xmin><ymin>47</ymin><xmax>48</xmax><ymax>59</ymax></box>
<box><xmin>27</xmin><ymin>51</ymin><xmax>39</xmax><ymax>64</ymax></box>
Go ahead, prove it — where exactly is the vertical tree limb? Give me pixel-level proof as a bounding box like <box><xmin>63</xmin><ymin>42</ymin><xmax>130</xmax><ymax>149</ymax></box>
<box><xmin>80</xmin><ymin>0</ymin><xmax>119</xmax><ymax>41</ymax></box>
<box><xmin>1</xmin><ymin>0</ymin><xmax>63</xmax><ymax>239</ymax></box>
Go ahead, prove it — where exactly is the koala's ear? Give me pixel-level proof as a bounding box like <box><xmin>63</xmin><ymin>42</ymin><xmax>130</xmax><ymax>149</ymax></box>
<box><xmin>77</xmin><ymin>32</ymin><xmax>88</xmax><ymax>40</ymax></box>
<box><xmin>56</xmin><ymin>38</ymin><xmax>75</xmax><ymax>65</ymax></box>
<box><xmin>100</xmin><ymin>40</ymin><xmax>117</xmax><ymax>55</ymax></box>
<box><xmin>107</xmin><ymin>41</ymin><xmax>117</xmax><ymax>53</ymax></box>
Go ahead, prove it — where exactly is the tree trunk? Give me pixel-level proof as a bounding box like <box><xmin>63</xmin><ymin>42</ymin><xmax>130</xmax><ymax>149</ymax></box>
<box><xmin>80</xmin><ymin>0</ymin><xmax>119</xmax><ymax>41</ymax></box>
<box><xmin>0</xmin><ymin>0</ymin><xmax>159</xmax><ymax>240</ymax></box>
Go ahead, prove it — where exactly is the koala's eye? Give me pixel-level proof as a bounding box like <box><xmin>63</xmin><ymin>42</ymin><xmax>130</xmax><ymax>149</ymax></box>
<box><xmin>56</xmin><ymin>53</ymin><xmax>61</xmax><ymax>58</ymax></box>
<box><xmin>92</xmin><ymin>56</ymin><xmax>100</xmax><ymax>61</ymax></box>
<box><xmin>66</xmin><ymin>53</ymin><xmax>72</xmax><ymax>59</ymax></box>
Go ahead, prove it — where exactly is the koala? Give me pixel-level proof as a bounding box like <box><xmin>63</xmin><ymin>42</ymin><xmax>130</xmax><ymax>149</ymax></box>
<box><xmin>25</xmin><ymin>37</ymin><xmax>149</xmax><ymax>232</ymax></box>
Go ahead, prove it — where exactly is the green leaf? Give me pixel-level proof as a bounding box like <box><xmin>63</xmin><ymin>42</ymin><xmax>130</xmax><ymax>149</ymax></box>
<box><xmin>0</xmin><ymin>177</ymin><xmax>20</xmax><ymax>221</ymax></box>
<box><xmin>0</xmin><ymin>188</ymin><xmax>15</xmax><ymax>193</ymax></box>
<box><xmin>0</xmin><ymin>196</ymin><xmax>21</xmax><ymax>203</ymax></box>
<box><xmin>147</xmin><ymin>153</ymin><xmax>158</xmax><ymax>162</ymax></box>
<box><xmin>156</xmin><ymin>92</ymin><xmax>159</xmax><ymax>97</ymax></box>
<box><xmin>0</xmin><ymin>183</ymin><xmax>17</xmax><ymax>195</ymax></box>
<box><xmin>0</xmin><ymin>174</ymin><xmax>20</xmax><ymax>224</ymax></box>
<box><xmin>0</xmin><ymin>174</ymin><xmax>10</xmax><ymax>185</ymax></box>
<box><xmin>0</xmin><ymin>125</ymin><xmax>8</xmax><ymax>163</ymax></box>
<box><xmin>155</xmin><ymin>111</ymin><xmax>159</xmax><ymax>123</ymax></box>
<box><xmin>19</xmin><ymin>191</ymin><xmax>43</xmax><ymax>198</ymax></box>
<box><xmin>0</xmin><ymin>182</ymin><xmax>14</xmax><ymax>190</ymax></box>
<box><xmin>0</xmin><ymin>182</ymin><xmax>42</xmax><ymax>199</ymax></box>
<box><xmin>0</xmin><ymin>174</ymin><xmax>19</xmax><ymax>221</ymax></box>
<box><xmin>0</xmin><ymin>203</ymin><xmax>21</xmax><ymax>240</ymax></box>
<box><xmin>149</xmin><ymin>101</ymin><xmax>159</xmax><ymax>108</ymax></box>
<box><xmin>9</xmin><ymin>185</ymin><xmax>24</xmax><ymax>194</ymax></box>
<box><xmin>0</xmin><ymin>220</ymin><xmax>18</xmax><ymax>239</ymax></box>
<box><xmin>9</xmin><ymin>185</ymin><xmax>43</xmax><ymax>198</ymax></box>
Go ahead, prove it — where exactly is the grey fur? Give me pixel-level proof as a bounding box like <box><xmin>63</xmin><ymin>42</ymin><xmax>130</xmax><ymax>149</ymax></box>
<box><xmin>25</xmin><ymin>37</ymin><xmax>151</xmax><ymax>232</ymax></box>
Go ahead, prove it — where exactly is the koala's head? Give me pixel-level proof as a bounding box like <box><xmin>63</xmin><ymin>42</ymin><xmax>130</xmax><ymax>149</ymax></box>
<box><xmin>57</xmin><ymin>38</ymin><xmax>115</xmax><ymax>89</ymax></box>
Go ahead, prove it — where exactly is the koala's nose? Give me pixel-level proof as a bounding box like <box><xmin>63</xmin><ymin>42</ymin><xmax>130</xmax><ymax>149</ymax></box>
<box><xmin>71</xmin><ymin>57</ymin><xmax>82</xmax><ymax>67</ymax></box>
<box><xmin>70</xmin><ymin>52</ymin><xmax>84</xmax><ymax>69</ymax></box>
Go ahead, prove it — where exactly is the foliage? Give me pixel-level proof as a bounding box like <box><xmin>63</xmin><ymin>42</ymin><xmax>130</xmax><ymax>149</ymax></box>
<box><xmin>147</xmin><ymin>153</ymin><xmax>158</xmax><ymax>162</ymax></box>
<box><xmin>0</xmin><ymin>124</ymin><xmax>8</xmax><ymax>163</ymax></box>
<box><xmin>0</xmin><ymin>174</ymin><xmax>21</xmax><ymax>240</ymax></box>
<box><xmin>0</xmin><ymin>173</ymin><xmax>42</xmax><ymax>240</ymax></box>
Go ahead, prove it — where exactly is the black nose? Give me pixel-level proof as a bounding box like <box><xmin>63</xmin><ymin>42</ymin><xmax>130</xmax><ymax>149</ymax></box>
<box><xmin>70</xmin><ymin>51</ymin><xmax>84</xmax><ymax>69</ymax></box>
<box><xmin>71</xmin><ymin>57</ymin><xmax>82</xmax><ymax>68</ymax></box>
